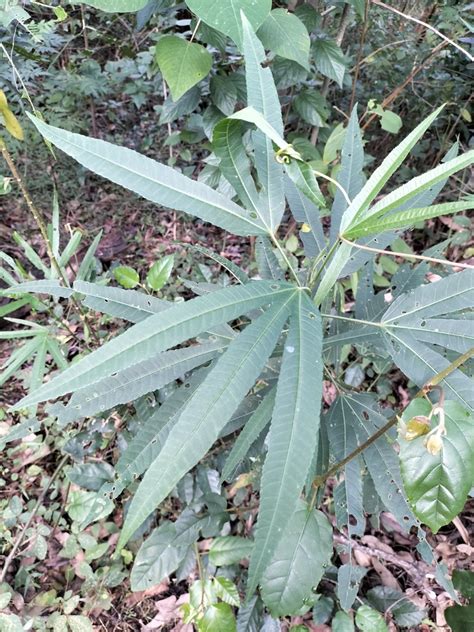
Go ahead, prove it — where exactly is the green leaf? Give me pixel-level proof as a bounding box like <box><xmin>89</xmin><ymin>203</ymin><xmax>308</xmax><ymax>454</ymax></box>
<box><xmin>13</xmin><ymin>280</ymin><xmax>295</xmax><ymax>410</ymax></box>
<box><xmin>357</xmin><ymin>151</ymin><xmax>474</xmax><ymax>225</ymax></box>
<box><xmin>260</xmin><ymin>502</ymin><xmax>332</xmax><ymax>616</ymax></box>
<box><xmin>79</xmin><ymin>0</ymin><xmax>148</xmax><ymax>12</ymax></box>
<box><xmin>445</xmin><ymin>603</ymin><xmax>474</xmax><ymax>631</ymax></box>
<box><xmin>131</xmin><ymin>511</ymin><xmax>201</xmax><ymax>590</ymax></box>
<box><xmin>155</xmin><ymin>36</ymin><xmax>212</xmax><ymax>101</ymax></box>
<box><xmin>285</xmin><ymin>161</ymin><xmax>326</xmax><ymax>208</ymax></box>
<box><xmin>285</xmin><ymin>178</ymin><xmax>326</xmax><ymax>259</ymax></box>
<box><xmin>214</xmin><ymin>577</ymin><xmax>241</xmax><ymax>606</ymax></box>
<box><xmin>4</xmin><ymin>279</ymin><xmax>73</xmax><ymax>299</ymax></box>
<box><xmin>255</xmin><ymin>237</ymin><xmax>284</xmax><ymax>281</ymax></box>
<box><xmin>337</xmin><ymin>565</ymin><xmax>367</xmax><ymax>611</ymax></box>
<box><xmin>27</xmin><ymin>114</ymin><xmax>265</xmax><ymax>237</ymax></box>
<box><xmin>0</xmin><ymin>417</ymin><xmax>41</xmax><ymax>451</ymax></box>
<box><xmin>453</xmin><ymin>570</ymin><xmax>474</xmax><ymax>600</ymax></box>
<box><xmin>187</xmin><ymin>244</ymin><xmax>249</xmax><ymax>284</ymax></box>
<box><xmin>312</xmin><ymin>39</ymin><xmax>346</xmax><ymax>87</ymax></box>
<box><xmin>147</xmin><ymin>255</ymin><xmax>174</xmax><ymax>291</ymax></box>
<box><xmin>118</xmin><ymin>295</ymin><xmax>295</xmax><ymax>547</ymax></box>
<box><xmin>339</xmin><ymin>105</ymin><xmax>445</xmax><ymax>232</ymax></box>
<box><xmin>379</xmin><ymin>109</ymin><xmax>403</xmax><ymax>134</ymax></box>
<box><xmin>344</xmin><ymin>200</ymin><xmax>474</xmax><ymax>239</ymax></box>
<box><xmin>329</xmin><ymin>107</ymin><xmax>365</xmax><ymax>243</ymax></box>
<box><xmin>209</xmin><ymin>536</ymin><xmax>254</xmax><ymax>566</ymax></box>
<box><xmin>293</xmin><ymin>90</ymin><xmax>328</xmax><ymax>127</ymax></box>
<box><xmin>212</xmin><ymin>118</ymin><xmax>261</xmax><ymax>214</ymax></box>
<box><xmin>355</xmin><ymin>605</ymin><xmax>388</xmax><ymax>632</ymax></box>
<box><xmin>222</xmin><ymin>388</ymin><xmax>275</xmax><ymax>481</ymax></box>
<box><xmin>56</xmin><ymin>341</ymin><xmax>226</xmax><ymax>424</ymax></box>
<box><xmin>67</xmin><ymin>462</ymin><xmax>114</xmax><ymax>491</ymax></box>
<box><xmin>74</xmin><ymin>280</ymin><xmax>169</xmax><ymax>323</ymax></box>
<box><xmin>200</xmin><ymin>603</ymin><xmax>237</xmax><ymax>632</ymax></box>
<box><xmin>185</xmin><ymin>0</ymin><xmax>271</xmax><ymax>48</ymax></box>
<box><xmin>366</xmin><ymin>586</ymin><xmax>425</xmax><ymax>628</ymax></box>
<box><xmin>258</xmin><ymin>9</ymin><xmax>310</xmax><ymax>70</ymax></box>
<box><xmin>399</xmin><ymin>399</ymin><xmax>474</xmax><ymax>533</ymax></box>
<box><xmin>241</xmin><ymin>14</ymin><xmax>284</xmax><ymax>232</ymax></box>
<box><xmin>113</xmin><ymin>266</ymin><xmax>140</xmax><ymax>289</ymax></box>
<box><xmin>332</xmin><ymin>611</ymin><xmax>355</xmax><ymax>632</ymax></box>
<box><xmin>210</xmin><ymin>74</ymin><xmax>238</xmax><ymax>115</ymax></box>
<box><xmin>247</xmin><ymin>293</ymin><xmax>323</xmax><ymax>596</ymax></box>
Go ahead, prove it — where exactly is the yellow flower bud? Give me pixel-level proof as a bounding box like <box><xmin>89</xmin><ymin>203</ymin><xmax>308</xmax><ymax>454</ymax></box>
<box><xmin>425</xmin><ymin>433</ymin><xmax>443</xmax><ymax>455</ymax></box>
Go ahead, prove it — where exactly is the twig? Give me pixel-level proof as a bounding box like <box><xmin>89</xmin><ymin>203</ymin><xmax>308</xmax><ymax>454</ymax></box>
<box><xmin>0</xmin><ymin>454</ymin><xmax>69</xmax><ymax>582</ymax></box>
<box><xmin>372</xmin><ymin>0</ymin><xmax>473</xmax><ymax>62</ymax></box>
<box><xmin>339</xmin><ymin>235</ymin><xmax>474</xmax><ymax>270</ymax></box>
<box><xmin>360</xmin><ymin>40</ymin><xmax>448</xmax><ymax>131</ymax></box>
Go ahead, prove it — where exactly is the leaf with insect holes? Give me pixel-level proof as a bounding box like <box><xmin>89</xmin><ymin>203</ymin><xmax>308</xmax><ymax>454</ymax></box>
<box><xmin>147</xmin><ymin>255</ymin><xmax>174</xmax><ymax>291</ymax></box>
<box><xmin>155</xmin><ymin>36</ymin><xmax>212</xmax><ymax>101</ymax></box>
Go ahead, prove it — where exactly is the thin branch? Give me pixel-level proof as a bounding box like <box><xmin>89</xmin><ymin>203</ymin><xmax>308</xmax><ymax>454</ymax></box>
<box><xmin>311</xmin><ymin>346</ymin><xmax>474</xmax><ymax>495</ymax></box>
<box><xmin>340</xmin><ymin>235</ymin><xmax>474</xmax><ymax>270</ymax></box>
<box><xmin>372</xmin><ymin>0</ymin><xmax>473</xmax><ymax>62</ymax></box>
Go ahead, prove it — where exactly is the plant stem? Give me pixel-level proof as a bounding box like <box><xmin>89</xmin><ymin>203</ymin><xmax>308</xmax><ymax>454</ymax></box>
<box><xmin>0</xmin><ymin>454</ymin><xmax>68</xmax><ymax>583</ymax></box>
<box><xmin>339</xmin><ymin>235</ymin><xmax>474</xmax><ymax>270</ymax></box>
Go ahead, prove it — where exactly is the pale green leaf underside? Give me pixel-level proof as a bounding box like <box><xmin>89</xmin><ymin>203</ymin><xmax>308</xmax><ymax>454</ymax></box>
<box><xmin>12</xmin><ymin>281</ymin><xmax>295</xmax><ymax>410</ymax></box>
<box><xmin>27</xmin><ymin>114</ymin><xmax>265</xmax><ymax>237</ymax></box>
<box><xmin>118</xmin><ymin>295</ymin><xmax>296</xmax><ymax>547</ymax></box>
<box><xmin>258</xmin><ymin>9</ymin><xmax>310</xmax><ymax>71</ymax></box>
<box><xmin>261</xmin><ymin>502</ymin><xmax>332</xmax><ymax>616</ymax></box>
<box><xmin>247</xmin><ymin>292</ymin><xmax>323</xmax><ymax>596</ymax></box>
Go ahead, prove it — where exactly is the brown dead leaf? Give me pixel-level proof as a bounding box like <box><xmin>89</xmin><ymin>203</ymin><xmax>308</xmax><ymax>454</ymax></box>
<box><xmin>371</xmin><ymin>556</ymin><xmax>401</xmax><ymax>590</ymax></box>
<box><xmin>124</xmin><ymin>581</ymin><xmax>168</xmax><ymax>607</ymax></box>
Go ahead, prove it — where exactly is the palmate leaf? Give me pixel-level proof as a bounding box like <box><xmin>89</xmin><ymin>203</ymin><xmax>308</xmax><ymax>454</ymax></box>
<box><xmin>12</xmin><ymin>280</ymin><xmax>296</xmax><ymax>410</ymax></box>
<box><xmin>399</xmin><ymin>399</ymin><xmax>474</xmax><ymax>532</ymax></box>
<box><xmin>255</xmin><ymin>237</ymin><xmax>284</xmax><ymax>281</ymax></box>
<box><xmin>27</xmin><ymin>114</ymin><xmax>265</xmax><ymax>237</ymax></box>
<box><xmin>260</xmin><ymin>501</ymin><xmax>332</xmax><ymax>616</ymax></box>
<box><xmin>247</xmin><ymin>292</ymin><xmax>323</xmax><ymax>596</ymax></box>
<box><xmin>241</xmin><ymin>14</ymin><xmax>285</xmax><ymax>232</ymax></box>
<box><xmin>285</xmin><ymin>178</ymin><xmax>326</xmax><ymax>259</ymax></box>
<box><xmin>117</xmin><ymin>293</ymin><xmax>296</xmax><ymax>548</ymax></box>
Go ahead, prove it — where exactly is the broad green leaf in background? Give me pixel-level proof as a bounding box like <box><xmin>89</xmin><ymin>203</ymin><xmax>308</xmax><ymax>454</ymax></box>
<box><xmin>241</xmin><ymin>14</ymin><xmax>285</xmax><ymax>232</ymax></box>
<box><xmin>155</xmin><ymin>35</ymin><xmax>212</xmax><ymax>101</ymax></box>
<box><xmin>12</xmin><ymin>280</ymin><xmax>296</xmax><ymax>409</ymax></box>
<box><xmin>209</xmin><ymin>536</ymin><xmax>254</xmax><ymax>566</ymax></box>
<box><xmin>293</xmin><ymin>90</ymin><xmax>329</xmax><ymax>127</ymax></box>
<box><xmin>258</xmin><ymin>9</ymin><xmax>310</xmax><ymax>70</ymax></box>
<box><xmin>332</xmin><ymin>611</ymin><xmax>355</xmax><ymax>632</ymax></box>
<box><xmin>260</xmin><ymin>502</ymin><xmax>332</xmax><ymax>616</ymax></box>
<box><xmin>113</xmin><ymin>266</ymin><xmax>139</xmax><ymax>289</ymax></box>
<box><xmin>118</xmin><ymin>294</ymin><xmax>295</xmax><ymax>547</ymax></box>
<box><xmin>79</xmin><ymin>0</ymin><xmax>148</xmax><ymax>12</ymax></box>
<box><xmin>214</xmin><ymin>577</ymin><xmax>240</xmax><ymax>606</ymax></box>
<box><xmin>210</xmin><ymin>75</ymin><xmax>238</xmax><ymax>115</ymax></box>
<box><xmin>131</xmin><ymin>510</ymin><xmax>201</xmax><ymax>590</ymax></box>
<box><xmin>27</xmin><ymin>114</ymin><xmax>265</xmax><ymax>237</ymax></box>
<box><xmin>200</xmin><ymin>603</ymin><xmax>237</xmax><ymax>632</ymax></box>
<box><xmin>399</xmin><ymin>399</ymin><xmax>474</xmax><ymax>533</ymax></box>
<box><xmin>312</xmin><ymin>39</ymin><xmax>346</xmax><ymax>87</ymax></box>
<box><xmin>247</xmin><ymin>293</ymin><xmax>323</xmax><ymax>595</ymax></box>
<box><xmin>147</xmin><ymin>255</ymin><xmax>174</xmax><ymax>291</ymax></box>
<box><xmin>355</xmin><ymin>605</ymin><xmax>388</xmax><ymax>632</ymax></box>
<box><xmin>185</xmin><ymin>0</ymin><xmax>271</xmax><ymax>49</ymax></box>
